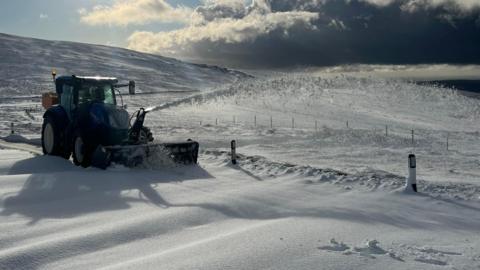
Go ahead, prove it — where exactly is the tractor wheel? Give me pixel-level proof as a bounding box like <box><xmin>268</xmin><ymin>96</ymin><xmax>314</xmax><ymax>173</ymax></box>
<box><xmin>72</xmin><ymin>131</ymin><xmax>92</xmax><ymax>168</ymax></box>
<box><xmin>42</xmin><ymin>116</ymin><xmax>70</xmax><ymax>159</ymax></box>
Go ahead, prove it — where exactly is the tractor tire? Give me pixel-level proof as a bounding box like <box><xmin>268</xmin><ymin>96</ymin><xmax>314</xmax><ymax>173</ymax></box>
<box><xmin>42</xmin><ymin>116</ymin><xmax>70</xmax><ymax>159</ymax></box>
<box><xmin>72</xmin><ymin>130</ymin><xmax>92</xmax><ymax>168</ymax></box>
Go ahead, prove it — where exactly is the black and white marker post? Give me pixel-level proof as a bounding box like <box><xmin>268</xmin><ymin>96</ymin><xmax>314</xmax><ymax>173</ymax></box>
<box><xmin>405</xmin><ymin>154</ymin><xmax>417</xmax><ymax>192</ymax></box>
<box><xmin>231</xmin><ymin>140</ymin><xmax>237</xmax><ymax>165</ymax></box>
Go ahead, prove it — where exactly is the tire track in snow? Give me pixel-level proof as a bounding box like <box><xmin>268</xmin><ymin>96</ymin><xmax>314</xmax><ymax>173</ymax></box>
<box><xmin>0</xmin><ymin>139</ymin><xmax>42</xmax><ymax>155</ymax></box>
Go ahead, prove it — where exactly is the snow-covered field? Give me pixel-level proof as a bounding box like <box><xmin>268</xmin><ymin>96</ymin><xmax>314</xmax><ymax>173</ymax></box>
<box><xmin>1</xmin><ymin>148</ymin><xmax>480</xmax><ymax>269</ymax></box>
<box><xmin>150</xmin><ymin>75</ymin><xmax>480</xmax><ymax>185</ymax></box>
<box><xmin>1</xmin><ymin>34</ymin><xmax>480</xmax><ymax>269</ymax></box>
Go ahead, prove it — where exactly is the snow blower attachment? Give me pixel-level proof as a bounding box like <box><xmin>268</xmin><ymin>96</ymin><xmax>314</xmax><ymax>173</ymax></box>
<box><xmin>41</xmin><ymin>74</ymin><xmax>199</xmax><ymax>169</ymax></box>
<box><xmin>90</xmin><ymin>107</ymin><xmax>199</xmax><ymax>168</ymax></box>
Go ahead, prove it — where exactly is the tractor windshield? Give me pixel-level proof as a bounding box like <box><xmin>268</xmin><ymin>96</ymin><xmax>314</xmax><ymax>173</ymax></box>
<box><xmin>78</xmin><ymin>83</ymin><xmax>116</xmax><ymax>105</ymax></box>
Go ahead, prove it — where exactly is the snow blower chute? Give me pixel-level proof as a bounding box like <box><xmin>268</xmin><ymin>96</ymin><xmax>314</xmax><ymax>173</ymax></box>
<box><xmin>40</xmin><ymin>74</ymin><xmax>199</xmax><ymax>169</ymax></box>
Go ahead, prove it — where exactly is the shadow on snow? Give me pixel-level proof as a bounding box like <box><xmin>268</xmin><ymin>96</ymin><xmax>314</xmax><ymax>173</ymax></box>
<box><xmin>0</xmin><ymin>155</ymin><xmax>213</xmax><ymax>225</ymax></box>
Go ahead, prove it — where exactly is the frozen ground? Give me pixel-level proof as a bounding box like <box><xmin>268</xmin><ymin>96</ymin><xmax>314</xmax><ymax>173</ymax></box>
<box><xmin>1</xmin><ymin>33</ymin><xmax>480</xmax><ymax>269</ymax></box>
<box><xmin>1</xmin><ymin>148</ymin><xmax>480</xmax><ymax>270</ymax></box>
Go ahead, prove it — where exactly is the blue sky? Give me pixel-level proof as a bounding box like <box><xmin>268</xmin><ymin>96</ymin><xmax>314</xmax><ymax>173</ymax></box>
<box><xmin>1</xmin><ymin>0</ymin><xmax>479</xmax><ymax>69</ymax></box>
<box><xmin>0</xmin><ymin>0</ymin><xmax>200</xmax><ymax>47</ymax></box>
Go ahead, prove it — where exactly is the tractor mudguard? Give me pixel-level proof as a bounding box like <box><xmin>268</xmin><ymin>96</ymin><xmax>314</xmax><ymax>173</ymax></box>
<box><xmin>43</xmin><ymin>106</ymin><xmax>70</xmax><ymax>129</ymax></box>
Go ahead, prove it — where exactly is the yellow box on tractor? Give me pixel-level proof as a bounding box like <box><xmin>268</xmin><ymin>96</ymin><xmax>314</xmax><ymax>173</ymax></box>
<box><xmin>41</xmin><ymin>92</ymin><xmax>58</xmax><ymax>110</ymax></box>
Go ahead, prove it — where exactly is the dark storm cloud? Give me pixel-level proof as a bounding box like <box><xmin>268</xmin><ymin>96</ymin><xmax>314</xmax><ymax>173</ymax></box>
<box><xmin>127</xmin><ymin>0</ymin><xmax>480</xmax><ymax>68</ymax></box>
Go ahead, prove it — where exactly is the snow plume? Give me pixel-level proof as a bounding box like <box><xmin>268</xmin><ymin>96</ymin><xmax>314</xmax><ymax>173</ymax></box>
<box><xmin>79</xmin><ymin>0</ymin><xmax>192</xmax><ymax>26</ymax></box>
<box><xmin>91</xmin><ymin>0</ymin><xmax>480</xmax><ymax>68</ymax></box>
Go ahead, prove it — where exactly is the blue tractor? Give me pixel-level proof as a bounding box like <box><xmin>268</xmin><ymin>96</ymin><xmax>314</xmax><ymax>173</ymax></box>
<box><xmin>41</xmin><ymin>74</ymin><xmax>199</xmax><ymax>168</ymax></box>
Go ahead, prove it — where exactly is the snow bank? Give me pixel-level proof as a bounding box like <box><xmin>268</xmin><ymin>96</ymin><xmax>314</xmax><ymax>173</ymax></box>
<box><xmin>1</xmin><ymin>134</ymin><xmax>41</xmax><ymax>146</ymax></box>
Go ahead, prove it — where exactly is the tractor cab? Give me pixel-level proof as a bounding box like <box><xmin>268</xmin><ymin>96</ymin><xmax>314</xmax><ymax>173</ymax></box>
<box><xmin>54</xmin><ymin>76</ymin><xmax>120</xmax><ymax>118</ymax></box>
<box><xmin>41</xmin><ymin>75</ymin><xmax>137</xmax><ymax>163</ymax></box>
<box><xmin>52</xmin><ymin>76</ymin><xmax>133</xmax><ymax>144</ymax></box>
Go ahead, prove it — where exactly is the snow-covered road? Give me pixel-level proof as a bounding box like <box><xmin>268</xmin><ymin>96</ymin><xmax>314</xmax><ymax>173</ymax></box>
<box><xmin>1</xmin><ymin>146</ymin><xmax>480</xmax><ymax>269</ymax></box>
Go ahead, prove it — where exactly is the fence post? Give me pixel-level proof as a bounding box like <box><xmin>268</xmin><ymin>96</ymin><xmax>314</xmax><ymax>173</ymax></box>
<box><xmin>411</xmin><ymin>130</ymin><xmax>414</xmax><ymax>145</ymax></box>
<box><xmin>346</xmin><ymin>121</ymin><xmax>349</xmax><ymax>128</ymax></box>
<box><xmin>270</xmin><ymin>116</ymin><xmax>273</xmax><ymax>129</ymax></box>
<box><xmin>200</xmin><ymin>121</ymin><xmax>202</xmax><ymax>126</ymax></box>
<box><xmin>385</xmin><ymin>125</ymin><xmax>388</xmax><ymax>137</ymax></box>
<box><xmin>231</xmin><ymin>140</ymin><xmax>237</xmax><ymax>165</ymax></box>
<box><xmin>254</xmin><ymin>115</ymin><xmax>257</xmax><ymax>127</ymax></box>
<box><xmin>10</xmin><ymin>122</ymin><xmax>14</xmax><ymax>135</ymax></box>
<box><xmin>446</xmin><ymin>133</ymin><xmax>449</xmax><ymax>151</ymax></box>
<box><xmin>406</xmin><ymin>154</ymin><xmax>417</xmax><ymax>192</ymax></box>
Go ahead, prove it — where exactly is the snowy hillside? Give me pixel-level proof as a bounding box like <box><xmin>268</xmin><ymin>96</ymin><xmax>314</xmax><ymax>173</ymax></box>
<box><xmin>0</xmin><ymin>34</ymin><xmax>480</xmax><ymax>269</ymax></box>
<box><xmin>0</xmin><ymin>33</ymin><xmax>248</xmax><ymax>97</ymax></box>
<box><xmin>150</xmin><ymin>74</ymin><xmax>480</xmax><ymax>184</ymax></box>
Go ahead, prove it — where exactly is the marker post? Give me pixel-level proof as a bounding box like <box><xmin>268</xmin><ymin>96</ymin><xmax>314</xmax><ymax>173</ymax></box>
<box><xmin>231</xmin><ymin>140</ymin><xmax>237</xmax><ymax>165</ymax></box>
<box><xmin>406</xmin><ymin>154</ymin><xmax>417</xmax><ymax>192</ymax></box>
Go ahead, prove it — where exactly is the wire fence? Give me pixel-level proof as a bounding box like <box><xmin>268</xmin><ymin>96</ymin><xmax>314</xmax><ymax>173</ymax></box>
<box><xmin>152</xmin><ymin>112</ymin><xmax>476</xmax><ymax>153</ymax></box>
<box><xmin>5</xmin><ymin>104</ymin><xmax>479</xmax><ymax>156</ymax></box>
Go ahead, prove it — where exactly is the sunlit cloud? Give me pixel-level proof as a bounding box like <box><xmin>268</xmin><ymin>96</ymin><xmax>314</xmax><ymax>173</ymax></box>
<box><xmin>79</xmin><ymin>0</ymin><xmax>192</xmax><ymax>26</ymax></box>
<box><xmin>127</xmin><ymin>0</ymin><xmax>319</xmax><ymax>60</ymax></box>
<box><xmin>127</xmin><ymin>11</ymin><xmax>319</xmax><ymax>56</ymax></box>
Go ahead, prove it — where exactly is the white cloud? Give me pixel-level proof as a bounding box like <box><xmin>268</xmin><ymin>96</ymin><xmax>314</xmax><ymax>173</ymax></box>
<box><xmin>39</xmin><ymin>13</ymin><xmax>48</xmax><ymax>20</ymax></box>
<box><xmin>360</xmin><ymin>0</ymin><xmax>396</xmax><ymax>7</ymax></box>
<box><xmin>77</xmin><ymin>8</ymin><xmax>87</xmax><ymax>16</ymax></box>
<box><xmin>193</xmin><ymin>0</ymin><xmax>247</xmax><ymax>24</ymax></box>
<box><xmin>361</xmin><ymin>0</ymin><xmax>480</xmax><ymax>12</ymax></box>
<box><xmin>79</xmin><ymin>0</ymin><xmax>192</xmax><ymax>26</ymax></box>
<box><xmin>328</xmin><ymin>19</ymin><xmax>348</xmax><ymax>31</ymax></box>
<box><xmin>419</xmin><ymin>0</ymin><xmax>480</xmax><ymax>11</ymax></box>
<box><xmin>127</xmin><ymin>0</ymin><xmax>318</xmax><ymax>57</ymax></box>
